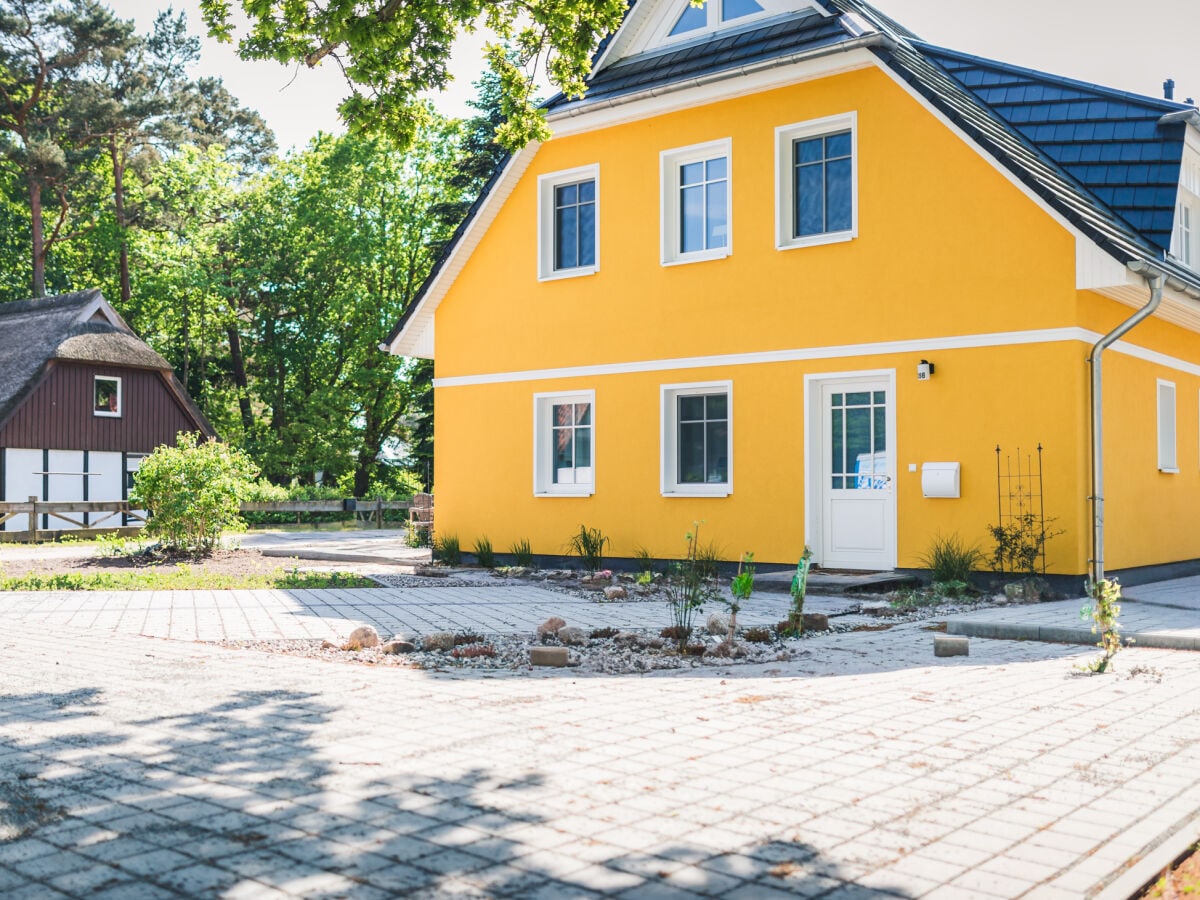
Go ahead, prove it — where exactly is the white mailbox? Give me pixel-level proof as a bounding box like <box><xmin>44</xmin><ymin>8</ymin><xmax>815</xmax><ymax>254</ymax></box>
<box><xmin>922</xmin><ymin>462</ymin><xmax>961</xmax><ymax>498</ymax></box>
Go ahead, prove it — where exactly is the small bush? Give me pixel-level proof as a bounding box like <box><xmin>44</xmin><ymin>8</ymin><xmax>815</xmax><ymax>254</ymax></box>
<box><xmin>132</xmin><ymin>433</ymin><xmax>259</xmax><ymax>554</ymax></box>
<box><xmin>509</xmin><ymin>538</ymin><xmax>534</xmax><ymax>567</ymax></box>
<box><xmin>920</xmin><ymin>533</ymin><xmax>983</xmax><ymax>584</ymax></box>
<box><xmin>453</xmin><ymin>631</ymin><xmax>485</xmax><ymax>646</ymax></box>
<box><xmin>567</xmin><ymin>525</ymin><xmax>609</xmax><ymax>572</ymax></box>
<box><xmin>435</xmin><ymin>533</ymin><xmax>461</xmax><ymax>565</ymax></box>
<box><xmin>472</xmin><ymin>536</ymin><xmax>495</xmax><ymax>568</ymax></box>
<box><xmin>743</xmin><ymin>626</ymin><xmax>773</xmax><ymax>644</ymax></box>
<box><xmin>590</xmin><ymin>627</ymin><xmax>619</xmax><ymax>639</ymax></box>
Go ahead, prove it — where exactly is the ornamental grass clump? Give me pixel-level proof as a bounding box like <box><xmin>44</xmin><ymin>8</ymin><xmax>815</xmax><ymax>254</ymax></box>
<box><xmin>664</xmin><ymin>523</ymin><xmax>719</xmax><ymax>650</ymax></box>
<box><xmin>131</xmin><ymin>433</ymin><xmax>258</xmax><ymax>555</ymax></box>
<box><xmin>472</xmin><ymin>536</ymin><xmax>495</xmax><ymax>568</ymax></box>
<box><xmin>567</xmin><ymin>525</ymin><xmax>609</xmax><ymax>572</ymax></box>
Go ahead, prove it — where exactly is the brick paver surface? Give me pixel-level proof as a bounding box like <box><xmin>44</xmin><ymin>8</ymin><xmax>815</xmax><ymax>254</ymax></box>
<box><xmin>2</xmin><ymin>615</ymin><xmax>1199</xmax><ymax>898</ymax></box>
<box><xmin>0</xmin><ymin>584</ymin><xmax>807</xmax><ymax>643</ymax></box>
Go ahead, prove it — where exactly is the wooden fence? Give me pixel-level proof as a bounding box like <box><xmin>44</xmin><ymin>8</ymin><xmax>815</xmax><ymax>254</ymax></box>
<box><xmin>0</xmin><ymin>496</ymin><xmax>429</xmax><ymax>543</ymax></box>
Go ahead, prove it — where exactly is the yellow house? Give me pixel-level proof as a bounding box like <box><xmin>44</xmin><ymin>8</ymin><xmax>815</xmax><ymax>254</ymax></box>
<box><xmin>386</xmin><ymin>0</ymin><xmax>1200</xmax><ymax>586</ymax></box>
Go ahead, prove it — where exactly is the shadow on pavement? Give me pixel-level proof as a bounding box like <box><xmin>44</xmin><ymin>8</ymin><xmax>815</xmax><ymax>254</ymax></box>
<box><xmin>0</xmin><ymin>686</ymin><xmax>912</xmax><ymax>898</ymax></box>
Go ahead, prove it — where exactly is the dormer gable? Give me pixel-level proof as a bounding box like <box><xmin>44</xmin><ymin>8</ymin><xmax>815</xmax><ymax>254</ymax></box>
<box><xmin>595</xmin><ymin>0</ymin><xmax>831</xmax><ymax>73</ymax></box>
<box><xmin>1171</xmin><ymin>126</ymin><xmax>1200</xmax><ymax>269</ymax></box>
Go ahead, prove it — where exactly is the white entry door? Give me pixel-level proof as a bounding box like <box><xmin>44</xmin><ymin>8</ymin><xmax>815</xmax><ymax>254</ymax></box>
<box><xmin>815</xmin><ymin>375</ymin><xmax>897</xmax><ymax>570</ymax></box>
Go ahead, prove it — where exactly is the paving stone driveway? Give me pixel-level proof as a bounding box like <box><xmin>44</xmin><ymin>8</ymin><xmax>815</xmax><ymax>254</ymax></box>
<box><xmin>2</xmin><ymin>616</ymin><xmax>1199</xmax><ymax>899</ymax></box>
<box><xmin>0</xmin><ymin>583</ymin><xmax>808</xmax><ymax>643</ymax></box>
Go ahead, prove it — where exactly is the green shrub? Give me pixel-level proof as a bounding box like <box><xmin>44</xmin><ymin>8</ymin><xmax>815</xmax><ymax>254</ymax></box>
<box><xmin>132</xmin><ymin>433</ymin><xmax>258</xmax><ymax>554</ymax></box>
<box><xmin>509</xmin><ymin>538</ymin><xmax>534</xmax><ymax>567</ymax></box>
<box><xmin>920</xmin><ymin>533</ymin><xmax>983</xmax><ymax>585</ymax></box>
<box><xmin>435</xmin><ymin>533</ymin><xmax>461</xmax><ymax>566</ymax></box>
<box><xmin>567</xmin><ymin>525</ymin><xmax>609</xmax><ymax>572</ymax></box>
<box><xmin>664</xmin><ymin>523</ymin><xmax>719</xmax><ymax>650</ymax></box>
<box><xmin>472</xmin><ymin>536</ymin><xmax>495</xmax><ymax>568</ymax></box>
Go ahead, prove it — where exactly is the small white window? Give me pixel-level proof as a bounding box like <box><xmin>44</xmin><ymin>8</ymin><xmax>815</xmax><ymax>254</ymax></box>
<box><xmin>661</xmin><ymin>381</ymin><xmax>732</xmax><ymax>496</ymax></box>
<box><xmin>665</xmin><ymin>0</ymin><xmax>770</xmax><ymax>40</ymax></box>
<box><xmin>94</xmin><ymin>376</ymin><xmax>122</xmax><ymax>418</ymax></box>
<box><xmin>1172</xmin><ymin>143</ymin><xmax>1200</xmax><ymax>270</ymax></box>
<box><xmin>1158</xmin><ymin>379</ymin><xmax>1177</xmax><ymax>473</ymax></box>
<box><xmin>661</xmin><ymin>139</ymin><xmax>732</xmax><ymax>266</ymax></box>
<box><xmin>534</xmin><ymin>391</ymin><xmax>595</xmax><ymax>496</ymax></box>
<box><xmin>537</xmin><ymin>165</ymin><xmax>599</xmax><ymax>281</ymax></box>
<box><xmin>1173</xmin><ymin>200</ymin><xmax>1195</xmax><ymax>267</ymax></box>
<box><xmin>776</xmin><ymin>112</ymin><xmax>857</xmax><ymax>250</ymax></box>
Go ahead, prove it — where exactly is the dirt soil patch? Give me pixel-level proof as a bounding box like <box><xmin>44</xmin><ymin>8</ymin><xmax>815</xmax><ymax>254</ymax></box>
<box><xmin>0</xmin><ymin>547</ymin><xmax>313</xmax><ymax>579</ymax></box>
<box><xmin>1139</xmin><ymin>843</ymin><xmax>1200</xmax><ymax>898</ymax></box>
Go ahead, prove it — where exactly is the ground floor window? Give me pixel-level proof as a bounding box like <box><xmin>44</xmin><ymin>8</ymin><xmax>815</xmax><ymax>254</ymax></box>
<box><xmin>534</xmin><ymin>391</ymin><xmax>595</xmax><ymax>495</ymax></box>
<box><xmin>661</xmin><ymin>381</ymin><xmax>732</xmax><ymax>496</ymax></box>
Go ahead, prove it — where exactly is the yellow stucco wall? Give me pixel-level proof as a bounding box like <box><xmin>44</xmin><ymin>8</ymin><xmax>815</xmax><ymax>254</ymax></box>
<box><xmin>428</xmin><ymin>62</ymin><xmax>1200</xmax><ymax>575</ymax></box>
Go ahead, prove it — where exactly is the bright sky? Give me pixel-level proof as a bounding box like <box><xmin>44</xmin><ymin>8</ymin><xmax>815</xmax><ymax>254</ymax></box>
<box><xmin>106</xmin><ymin>0</ymin><xmax>1200</xmax><ymax>154</ymax></box>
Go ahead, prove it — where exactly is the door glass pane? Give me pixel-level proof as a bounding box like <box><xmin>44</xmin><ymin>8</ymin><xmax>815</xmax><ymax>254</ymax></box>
<box><xmin>831</xmin><ymin>408</ymin><xmax>844</xmax><ymax>478</ymax></box>
<box><xmin>873</xmin><ymin>406</ymin><xmax>886</xmax><ymax>453</ymax></box>
<box><xmin>845</xmin><ymin>391</ymin><xmax>869</xmax><ymax>406</ymax></box>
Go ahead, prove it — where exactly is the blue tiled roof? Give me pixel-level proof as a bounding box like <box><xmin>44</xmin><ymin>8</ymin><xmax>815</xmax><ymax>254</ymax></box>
<box><xmin>919</xmin><ymin>43</ymin><xmax>1188</xmax><ymax>252</ymax></box>
<box><xmin>545</xmin><ymin>12</ymin><xmax>850</xmax><ymax>110</ymax></box>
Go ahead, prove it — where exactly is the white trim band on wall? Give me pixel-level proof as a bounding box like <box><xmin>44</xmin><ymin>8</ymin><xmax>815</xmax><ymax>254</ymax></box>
<box><xmin>432</xmin><ymin>327</ymin><xmax>1200</xmax><ymax>389</ymax></box>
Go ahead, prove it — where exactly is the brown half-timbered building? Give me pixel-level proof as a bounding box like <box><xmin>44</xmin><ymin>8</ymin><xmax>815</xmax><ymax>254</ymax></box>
<box><xmin>0</xmin><ymin>290</ymin><xmax>214</xmax><ymax>531</ymax></box>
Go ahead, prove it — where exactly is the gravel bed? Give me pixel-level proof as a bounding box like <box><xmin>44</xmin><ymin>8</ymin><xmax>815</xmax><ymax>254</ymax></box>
<box><xmin>209</xmin><ymin>595</ymin><xmax>1012</xmax><ymax>675</ymax></box>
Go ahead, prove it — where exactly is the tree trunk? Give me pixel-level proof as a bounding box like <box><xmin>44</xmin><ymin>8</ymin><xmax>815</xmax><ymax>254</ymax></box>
<box><xmin>29</xmin><ymin>177</ymin><xmax>46</xmax><ymax>298</ymax></box>
<box><xmin>111</xmin><ymin>140</ymin><xmax>131</xmax><ymax>304</ymax></box>
<box><xmin>226</xmin><ymin>324</ymin><xmax>254</xmax><ymax>435</ymax></box>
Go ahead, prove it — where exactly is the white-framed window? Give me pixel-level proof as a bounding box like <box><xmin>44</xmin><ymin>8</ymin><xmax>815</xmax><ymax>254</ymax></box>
<box><xmin>1158</xmin><ymin>379</ymin><xmax>1177</xmax><ymax>473</ymax></box>
<box><xmin>661</xmin><ymin>381</ymin><xmax>732</xmax><ymax>496</ymax></box>
<box><xmin>1172</xmin><ymin>142</ymin><xmax>1200</xmax><ymax>270</ymax></box>
<box><xmin>661</xmin><ymin>139</ymin><xmax>732</xmax><ymax>266</ymax></box>
<box><xmin>776</xmin><ymin>112</ymin><xmax>857</xmax><ymax>250</ymax></box>
<box><xmin>667</xmin><ymin>0</ymin><xmax>769</xmax><ymax>38</ymax></box>
<box><xmin>534</xmin><ymin>391</ymin><xmax>595</xmax><ymax>496</ymax></box>
<box><xmin>537</xmin><ymin>164</ymin><xmax>599</xmax><ymax>281</ymax></box>
<box><xmin>94</xmin><ymin>375</ymin><xmax>122</xmax><ymax>418</ymax></box>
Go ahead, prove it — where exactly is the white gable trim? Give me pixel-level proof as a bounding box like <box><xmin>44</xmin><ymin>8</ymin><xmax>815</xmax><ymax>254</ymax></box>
<box><xmin>385</xmin><ymin>144</ymin><xmax>541</xmax><ymax>358</ymax></box>
<box><xmin>78</xmin><ymin>295</ymin><xmax>127</xmax><ymax>331</ymax></box>
<box><xmin>594</xmin><ymin>0</ymin><xmax>831</xmax><ymax>74</ymax></box>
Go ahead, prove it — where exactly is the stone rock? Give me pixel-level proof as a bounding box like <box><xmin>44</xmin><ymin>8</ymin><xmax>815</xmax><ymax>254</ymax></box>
<box><xmin>382</xmin><ymin>640</ymin><xmax>417</xmax><ymax>655</ymax></box>
<box><xmin>706</xmin><ymin>613</ymin><xmax>729</xmax><ymax>635</ymax></box>
<box><xmin>704</xmin><ymin>640</ymin><xmax>747</xmax><ymax>659</ymax></box>
<box><xmin>801</xmin><ymin>613</ymin><xmax>830</xmax><ymax>632</ymax></box>
<box><xmin>614</xmin><ymin>631</ymin><xmax>643</xmax><ymax>646</ymax></box>
<box><xmin>421</xmin><ymin>631</ymin><xmax>456</xmax><ymax>652</ymax></box>
<box><xmin>537</xmin><ymin>617</ymin><xmax>567</xmax><ymax>637</ymax></box>
<box><xmin>934</xmin><ymin>635</ymin><xmax>969</xmax><ymax>657</ymax></box>
<box><xmin>342</xmin><ymin>625</ymin><xmax>380</xmax><ymax>651</ymax></box>
<box><xmin>602</xmin><ymin>586</ymin><xmax>627</xmax><ymax>600</ymax></box>
<box><xmin>530</xmin><ymin>647</ymin><xmax>569</xmax><ymax>667</ymax></box>
<box><xmin>557</xmin><ymin>626</ymin><xmax>588</xmax><ymax>646</ymax></box>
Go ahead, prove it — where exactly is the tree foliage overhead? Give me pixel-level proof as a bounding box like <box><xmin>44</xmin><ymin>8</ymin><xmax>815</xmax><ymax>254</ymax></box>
<box><xmin>198</xmin><ymin>0</ymin><xmax>626</xmax><ymax>150</ymax></box>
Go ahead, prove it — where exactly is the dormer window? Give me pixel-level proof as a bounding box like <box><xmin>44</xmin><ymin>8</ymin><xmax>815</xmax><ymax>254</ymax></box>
<box><xmin>667</xmin><ymin>0</ymin><xmax>767</xmax><ymax>39</ymax></box>
<box><xmin>1172</xmin><ymin>140</ymin><xmax>1200</xmax><ymax>270</ymax></box>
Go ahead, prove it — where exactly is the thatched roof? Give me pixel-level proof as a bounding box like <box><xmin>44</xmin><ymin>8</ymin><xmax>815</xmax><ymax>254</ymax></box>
<box><xmin>0</xmin><ymin>290</ymin><xmax>212</xmax><ymax>436</ymax></box>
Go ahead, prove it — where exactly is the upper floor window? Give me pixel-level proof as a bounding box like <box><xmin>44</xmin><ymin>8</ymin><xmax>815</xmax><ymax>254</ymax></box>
<box><xmin>1172</xmin><ymin>144</ymin><xmax>1200</xmax><ymax>270</ymax></box>
<box><xmin>94</xmin><ymin>376</ymin><xmax>121</xmax><ymax>417</ymax></box>
<box><xmin>667</xmin><ymin>0</ymin><xmax>769</xmax><ymax>39</ymax></box>
<box><xmin>661</xmin><ymin>139</ymin><xmax>731</xmax><ymax>265</ymax></box>
<box><xmin>538</xmin><ymin>165</ymin><xmax>599</xmax><ymax>281</ymax></box>
<box><xmin>776</xmin><ymin>113</ymin><xmax>857</xmax><ymax>250</ymax></box>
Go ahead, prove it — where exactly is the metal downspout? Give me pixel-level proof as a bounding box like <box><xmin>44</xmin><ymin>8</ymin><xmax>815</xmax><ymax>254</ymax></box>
<box><xmin>1088</xmin><ymin>262</ymin><xmax>1165</xmax><ymax>586</ymax></box>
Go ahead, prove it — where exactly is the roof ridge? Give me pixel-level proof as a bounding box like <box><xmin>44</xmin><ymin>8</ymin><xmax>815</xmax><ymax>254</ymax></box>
<box><xmin>914</xmin><ymin>40</ymin><xmax>1195</xmax><ymax>113</ymax></box>
<box><xmin>0</xmin><ymin>289</ymin><xmax>103</xmax><ymax>318</ymax></box>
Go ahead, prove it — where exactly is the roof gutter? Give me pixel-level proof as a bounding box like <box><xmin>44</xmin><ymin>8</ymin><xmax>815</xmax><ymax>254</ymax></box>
<box><xmin>547</xmin><ymin>32</ymin><xmax>895</xmax><ymax>123</ymax></box>
<box><xmin>1088</xmin><ymin>260</ymin><xmax>1165</xmax><ymax>587</ymax></box>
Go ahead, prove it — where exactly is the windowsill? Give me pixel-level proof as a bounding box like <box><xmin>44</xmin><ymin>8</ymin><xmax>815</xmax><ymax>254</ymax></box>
<box><xmin>777</xmin><ymin>230</ymin><xmax>855</xmax><ymax>251</ymax></box>
<box><xmin>535</xmin><ymin>489</ymin><xmax>595</xmax><ymax>498</ymax></box>
<box><xmin>1159</xmin><ymin>467</ymin><xmax>1179</xmax><ymax>474</ymax></box>
<box><xmin>662</xmin><ymin>486</ymin><xmax>732</xmax><ymax>498</ymax></box>
<box><xmin>94</xmin><ymin>412</ymin><xmax>121</xmax><ymax>418</ymax></box>
<box><xmin>661</xmin><ymin>247</ymin><xmax>731</xmax><ymax>267</ymax></box>
<box><xmin>538</xmin><ymin>265</ymin><xmax>599</xmax><ymax>283</ymax></box>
